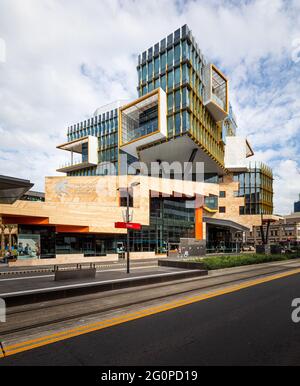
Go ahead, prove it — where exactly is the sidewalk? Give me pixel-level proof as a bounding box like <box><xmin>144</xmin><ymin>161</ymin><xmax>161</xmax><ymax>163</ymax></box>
<box><xmin>0</xmin><ymin>258</ymin><xmax>161</xmax><ymax>275</ymax></box>
<box><xmin>0</xmin><ymin>266</ymin><xmax>207</xmax><ymax>306</ymax></box>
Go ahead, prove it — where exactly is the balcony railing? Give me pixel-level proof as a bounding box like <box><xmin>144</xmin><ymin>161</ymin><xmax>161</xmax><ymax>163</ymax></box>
<box><xmin>58</xmin><ymin>158</ymin><xmax>85</xmax><ymax>169</ymax></box>
<box><xmin>124</xmin><ymin>119</ymin><xmax>158</xmax><ymax>144</ymax></box>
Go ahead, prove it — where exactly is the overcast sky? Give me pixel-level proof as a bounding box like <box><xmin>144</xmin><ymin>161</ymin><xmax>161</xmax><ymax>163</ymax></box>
<box><xmin>0</xmin><ymin>0</ymin><xmax>299</xmax><ymax>214</ymax></box>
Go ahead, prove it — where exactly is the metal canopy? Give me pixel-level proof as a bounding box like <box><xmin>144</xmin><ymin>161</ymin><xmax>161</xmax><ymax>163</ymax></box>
<box><xmin>0</xmin><ymin>175</ymin><xmax>34</xmax><ymax>204</ymax></box>
<box><xmin>203</xmin><ymin>216</ymin><xmax>249</xmax><ymax>232</ymax></box>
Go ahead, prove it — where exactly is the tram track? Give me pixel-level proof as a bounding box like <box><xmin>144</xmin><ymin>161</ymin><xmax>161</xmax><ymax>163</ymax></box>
<box><xmin>1</xmin><ymin>261</ymin><xmax>299</xmax><ymax>338</ymax></box>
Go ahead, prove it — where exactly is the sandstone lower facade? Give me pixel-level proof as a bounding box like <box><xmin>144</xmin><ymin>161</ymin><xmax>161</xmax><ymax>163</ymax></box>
<box><xmin>0</xmin><ymin>175</ymin><xmax>278</xmax><ymax>262</ymax></box>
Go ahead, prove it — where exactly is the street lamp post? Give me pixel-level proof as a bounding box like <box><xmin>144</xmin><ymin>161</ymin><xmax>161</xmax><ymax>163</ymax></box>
<box><xmin>119</xmin><ymin>181</ymin><xmax>140</xmax><ymax>274</ymax></box>
<box><xmin>126</xmin><ymin>188</ymin><xmax>130</xmax><ymax>274</ymax></box>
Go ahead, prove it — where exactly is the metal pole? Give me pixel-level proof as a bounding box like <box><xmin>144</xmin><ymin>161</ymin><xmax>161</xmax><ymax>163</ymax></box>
<box><xmin>126</xmin><ymin>188</ymin><xmax>130</xmax><ymax>274</ymax></box>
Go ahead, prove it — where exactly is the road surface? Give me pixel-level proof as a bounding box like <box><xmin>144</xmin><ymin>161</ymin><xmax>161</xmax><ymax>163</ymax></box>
<box><xmin>1</xmin><ymin>270</ymin><xmax>300</xmax><ymax>366</ymax></box>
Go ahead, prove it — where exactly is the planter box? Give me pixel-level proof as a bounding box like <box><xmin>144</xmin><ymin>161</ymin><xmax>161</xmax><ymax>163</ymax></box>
<box><xmin>158</xmin><ymin>259</ymin><xmax>207</xmax><ymax>272</ymax></box>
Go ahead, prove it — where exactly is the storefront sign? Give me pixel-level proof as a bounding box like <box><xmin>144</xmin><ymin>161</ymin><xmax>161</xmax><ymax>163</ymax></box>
<box><xmin>115</xmin><ymin>222</ymin><xmax>141</xmax><ymax>230</ymax></box>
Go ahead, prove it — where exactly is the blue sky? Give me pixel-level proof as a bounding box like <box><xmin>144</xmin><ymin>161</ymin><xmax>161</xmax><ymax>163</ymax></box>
<box><xmin>0</xmin><ymin>0</ymin><xmax>299</xmax><ymax>214</ymax></box>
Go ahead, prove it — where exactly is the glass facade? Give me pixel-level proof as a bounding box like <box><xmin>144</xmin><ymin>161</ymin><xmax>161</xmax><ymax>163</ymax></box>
<box><xmin>67</xmin><ymin>108</ymin><xmax>119</xmax><ymax>176</ymax></box>
<box><xmin>19</xmin><ymin>225</ymin><xmax>121</xmax><ymax>258</ymax></box>
<box><xmin>295</xmin><ymin>200</ymin><xmax>300</xmax><ymax>213</ymax></box>
<box><xmin>121</xmin><ymin>104</ymin><xmax>158</xmax><ymax>144</ymax></box>
<box><xmin>129</xmin><ymin>197</ymin><xmax>195</xmax><ymax>253</ymax></box>
<box><xmin>233</xmin><ymin>163</ymin><xmax>273</xmax><ymax>214</ymax></box>
<box><xmin>204</xmin><ymin>195</ymin><xmax>218</xmax><ymax>210</ymax></box>
<box><xmin>137</xmin><ymin>25</ymin><xmax>224</xmax><ymax>167</ymax></box>
<box><xmin>18</xmin><ymin>197</ymin><xmax>196</xmax><ymax>257</ymax></box>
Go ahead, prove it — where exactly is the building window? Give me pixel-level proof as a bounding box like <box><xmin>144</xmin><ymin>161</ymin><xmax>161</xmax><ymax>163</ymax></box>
<box><xmin>205</xmin><ymin>195</ymin><xmax>218</xmax><ymax>210</ymax></box>
<box><xmin>167</xmin><ymin>70</ymin><xmax>173</xmax><ymax>89</ymax></box>
<box><xmin>174</xmin><ymin>90</ymin><xmax>181</xmax><ymax>110</ymax></box>
<box><xmin>219</xmin><ymin>206</ymin><xmax>226</xmax><ymax>213</ymax></box>
<box><xmin>154</xmin><ymin>57</ymin><xmax>159</xmax><ymax>75</ymax></box>
<box><xmin>174</xmin><ymin>44</ymin><xmax>180</xmax><ymax>64</ymax></box>
<box><xmin>148</xmin><ymin>61</ymin><xmax>153</xmax><ymax>79</ymax></box>
<box><xmin>182</xmin><ymin>64</ymin><xmax>189</xmax><ymax>83</ymax></box>
<box><xmin>182</xmin><ymin>111</ymin><xmax>190</xmax><ymax>131</ymax></box>
<box><xmin>160</xmin><ymin>52</ymin><xmax>166</xmax><ymax>71</ymax></box>
<box><xmin>154</xmin><ymin>78</ymin><xmax>160</xmax><ymax>89</ymax></box>
<box><xmin>167</xmin><ymin>47</ymin><xmax>173</xmax><ymax>67</ymax></box>
<box><xmin>219</xmin><ymin>191</ymin><xmax>226</xmax><ymax>198</ymax></box>
<box><xmin>175</xmin><ymin>113</ymin><xmax>180</xmax><ymax>135</ymax></box>
<box><xmin>174</xmin><ymin>66</ymin><xmax>180</xmax><ymax>87</ymax></box>
<box><xmin>167</xmin><ymin>93</ymin><xmax>173</xmax><ymax>112</ymax></box>
<box><xmin>161</xmin><ymin>74</ymin><xmax>166</xmax><ymax>91</ymax></box>
<box><xmin>182</xmin><ymin>40</ymin><xmax>187</xmax><ymax>59</ymax></box>
<box><xmin>167</xmin><ymin>115</ymin><xmax>173</xmax><ymax>137</ymax></box>
<box><xmin>233</xmin><ymin>191</ymin><xmax>239</xmax><ymax>197</ymax></box>
<box><xmin>239</xmin><ymin>206</ymin><xmax>245</xmax><ymax>215</ymax></box>
<box><xmin>182</xmin><ymin>87</ymin><xmax>189</xmax><ymax>108</ymax></box>
<box><xmin>142</xmin><ymin>64</ymin><xmax>147</xmax><ymax>82</ymax></box>
<box><xmin>148</xmin><ymin>81</ymin><xmax>154</xmax><ymax>92</ymax></box>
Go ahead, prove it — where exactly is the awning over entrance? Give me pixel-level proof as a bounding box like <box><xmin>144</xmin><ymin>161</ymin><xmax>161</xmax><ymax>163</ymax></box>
<box><xmin>0</xmin><ymin>175</ymin><xmax>34</xmax><ymax>204</ymax></box>
<box><xmin>203</xmin><ymin>217</ymin><xmax>250</xmax><ymax>232</ymax></box>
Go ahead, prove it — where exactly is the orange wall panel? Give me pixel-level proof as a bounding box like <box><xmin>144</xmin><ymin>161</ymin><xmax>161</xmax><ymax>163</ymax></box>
<box><xmin>195</xmin><ymin>207</ymin><xmax>203</xmax><ymax>240</ymax></box>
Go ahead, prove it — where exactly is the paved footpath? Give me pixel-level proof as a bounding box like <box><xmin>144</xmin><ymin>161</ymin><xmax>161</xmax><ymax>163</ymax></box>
<box><xmin>0</xmin><ymin>265</ymin><xmax>183</xmax><ymax>296</ymax></box>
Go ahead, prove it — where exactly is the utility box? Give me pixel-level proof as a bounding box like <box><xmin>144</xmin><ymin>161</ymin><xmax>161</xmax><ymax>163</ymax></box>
<box><xmin>179</xmin><ymin>238</ymin><xmax>206</xmax><ymax>257</ymax></box>
<box><xmin>270</xmin><ymin>245</ymin><xmax>283</xmax><ymax>255</ymax></box>
<box><xmin>256</xmin><ymin>244</ymin><xmax>271</xmax><ymax>254</ymax></box>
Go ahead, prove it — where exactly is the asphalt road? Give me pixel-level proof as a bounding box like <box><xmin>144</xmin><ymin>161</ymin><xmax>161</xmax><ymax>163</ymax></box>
<box><xmin>1</xmin><ymin>271</ymin><xmax>300</xmax><ymax>366</ymax></box>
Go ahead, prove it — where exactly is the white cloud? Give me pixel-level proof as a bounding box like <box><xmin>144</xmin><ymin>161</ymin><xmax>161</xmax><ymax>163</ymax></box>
<box><xmin>0</xmin><ymin>0</ymin><xmax>299</xmax><ymax>213</ymax></box>
<box><xmin>273</xmin><ymin>160</ymin><xmax>300</xmax><ymax>215</ymax></box>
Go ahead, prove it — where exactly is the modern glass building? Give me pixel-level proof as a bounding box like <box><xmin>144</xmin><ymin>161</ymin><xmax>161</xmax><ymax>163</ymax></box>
<box><xmin>294</xmin><ymin>195</ymin><xmax>300</xmax><ymax>213</ymax></box>
<box><xmin>136</xmin><ymin>25</ymin><xmax>225</xmax><ymax>167</ymax></box>
<box><xmin>233</xmin><ymin>163</ymin><xmax>274</xmax><ymax>215</ymax></box>
<box><xmin>58</xmin><ymin>25</ymin><xmax>230</xmax><ymax>178</ymax></box>
<box><xmin>61</xmin><ymin>107</ymin><xmax>119</xmax><ymax>176</ymax></box>
<box><xmin>0</xmin><ymin>25</ymin><xmax>276</xmax><ymax>262</ymax></box>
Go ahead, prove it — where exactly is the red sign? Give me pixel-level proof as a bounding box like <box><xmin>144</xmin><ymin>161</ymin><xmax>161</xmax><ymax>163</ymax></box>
<box><xmin>115</xmin><ymin>222</ymin><xmax>142</xmax><ymax>230</ymax></box>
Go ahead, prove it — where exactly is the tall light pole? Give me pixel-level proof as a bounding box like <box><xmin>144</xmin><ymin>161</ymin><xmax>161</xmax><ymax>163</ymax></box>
<box><xmin>118</xmin><ymin>181</ymin><xmax>140</xmax><ymax>274</ymax></box>
<box><xmin>126</xmin><ymin>181</ymin><xmax>140</xmax><ymax>274</ymax></box>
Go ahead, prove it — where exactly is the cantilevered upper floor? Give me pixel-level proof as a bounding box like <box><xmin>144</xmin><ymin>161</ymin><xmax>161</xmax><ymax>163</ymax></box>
<box><xmin>57</xmin><ymin>135</ymin><xmax>98</xmax><ymax>173</ymax></box>
<box><xmin>55</xmin><ymin>24</ymin><xmax>270</xmax><ymax>197</ymax></box>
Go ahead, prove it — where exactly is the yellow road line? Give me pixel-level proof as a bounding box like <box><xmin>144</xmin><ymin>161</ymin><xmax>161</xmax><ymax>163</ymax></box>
<box><xmin>1</xmin><ymin>267</ymin><xmax>300</xmax><ymax>359</ymax></box>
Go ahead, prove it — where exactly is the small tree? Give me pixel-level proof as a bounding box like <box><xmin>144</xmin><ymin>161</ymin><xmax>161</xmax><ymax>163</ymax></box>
<box><xmin>0</xmin><ymin>223</ymin><xmax>5</xmax><ymax>257</ymax></box>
